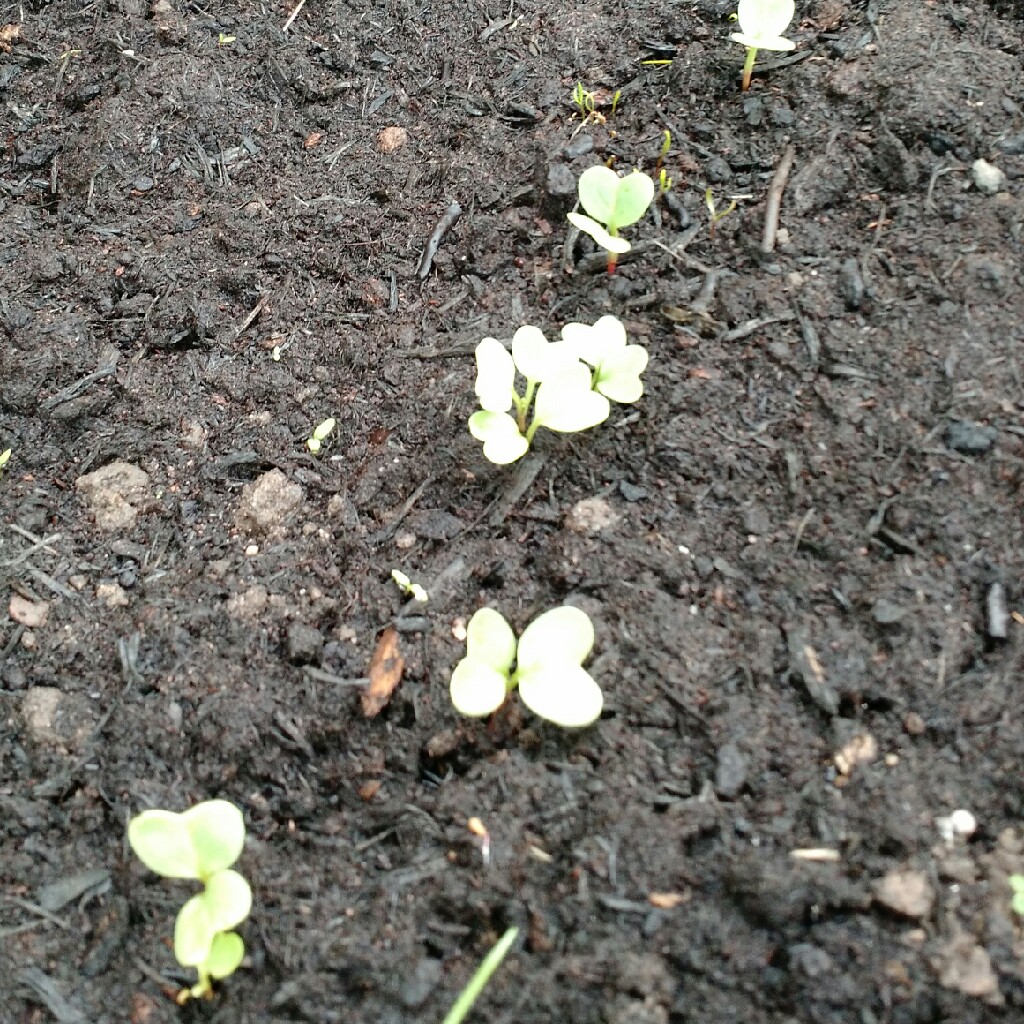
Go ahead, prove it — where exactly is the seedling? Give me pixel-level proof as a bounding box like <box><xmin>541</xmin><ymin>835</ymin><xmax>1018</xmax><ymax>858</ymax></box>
<box><xmin>128</xmin><ymin>800</ymin><xmax>252</xmax><ymax>1003</ymax></box>
<box><xmin>570</xmin><ymin>83</ymin><xmax>621</xmax><ymax>131</ymax></box>
<box><xmin>442</xmin><ymin>927</ymin><xmax>519</xmax><ymax>1024</ymax></box>
<box><xmin>306</xmin><ymin>417</ymin><xmax>335</xmax><ymax>454</ymax></box>
<box><xmin>392</xmin><ymin>568</ymin><xmax>428</xmax><ymax>603</ymax></box>
<box><xmin>567</xmin><ymin>165</ymin><xmax>655</xmax><ymax>272</ymax></box>
<box><xmin>1011</xmin><ymin>876</ymin><xmax>1024</xmax><ymax>917</ymax></box>
<box><xmin>450</xmin><ymin>606</ymin><xmax>603</xmax><ymax>728</ymax></box>
<box><xmin>559</xmin><ymin>315</ymin><xmax>649</xmax><ymax>404</ymax></box>
<box><xmin>730</xmin><ymin>0</ymin><xmax>796</xmax><ymax>91</ymax></box>
<box><xmin>0</xmin><ymin>448</ymin><xmax>10</xmax><ymax>477</ymax></box>
<box><xmin>468</xmin><ymin>325</ymin><xmax>612</xmax><ymax>465</ymax></box>
<box><xmin>705</xmin><ymin>187</ymin><xmax>738</xmax><ymax>238</ymax></box>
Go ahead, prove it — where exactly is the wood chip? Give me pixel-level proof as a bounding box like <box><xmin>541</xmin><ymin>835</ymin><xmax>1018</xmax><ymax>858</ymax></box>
<box><xmin>361</xmin><ymin>627</ymin><xmax>404</xmax><ymax>717</ymax></box>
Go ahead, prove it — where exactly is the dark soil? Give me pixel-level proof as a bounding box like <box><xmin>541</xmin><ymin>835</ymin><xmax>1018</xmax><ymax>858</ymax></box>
<box><xmin>2</xmin><ymin>1</ymin><xmax>1024</xmax><ymax>1022</ymax></box>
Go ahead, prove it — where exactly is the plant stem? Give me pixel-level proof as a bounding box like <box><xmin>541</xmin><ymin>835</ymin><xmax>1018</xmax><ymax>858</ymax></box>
<box><xmin>441</xmin><ymin>927</ymin><xmax>519</xmax><ymax>1024</ymax></box>
<box><xmin>742</xmin><ymin>46</ymin><xmax>757</xmax><ymax>91</ymax></box>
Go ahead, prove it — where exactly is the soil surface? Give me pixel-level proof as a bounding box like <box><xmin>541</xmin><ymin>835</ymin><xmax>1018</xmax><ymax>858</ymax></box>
<box><xmin>2</xmin><ymin>1</ymin><xmax>1024</xmax><ymax>1022</ymax></box>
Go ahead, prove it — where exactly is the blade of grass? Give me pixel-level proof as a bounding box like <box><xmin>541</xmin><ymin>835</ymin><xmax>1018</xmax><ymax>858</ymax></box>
<box><xmin>441</xmin><ymin>927</ymin><xmax>519</xmax><ymax>1024</ymax></box>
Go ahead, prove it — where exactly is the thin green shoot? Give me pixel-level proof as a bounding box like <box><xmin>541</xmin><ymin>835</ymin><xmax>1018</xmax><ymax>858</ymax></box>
<box><xmin>392</xmin><ymin>569</ymin><xmax>428</xmax><ymax>603</ymax></box>
<box><xmin>307</xmin><ymin>417</ymin><xmax>335</xmax><ymax>454</ymax></box>
<box><xmin>441</xmin><ymin>927</ymin><xmax>519</xmax><ymax>1024</ymax></box>
<box><xmin>1011</xmin><ymin>875</ymin><xmax>1024</xmax><ymax>917</ymax></box>
<box><xmin>705</xmin><ymin>188</ymin><xmax>738</xmax><ymax>239</ymax></box>
<box><xmin>610</xmin><ymin>89</ymin><xmax>622</xmax><ymax>116</ymax></box>
<box><xmin>730</xmin><ymin>0</ymin><xmax>796</xmax><ymax>91</ymax></box>
<box><xmin>0</xmin><ymin>448</ymin><xmax>11</xmax><ymax>477</ymax></box>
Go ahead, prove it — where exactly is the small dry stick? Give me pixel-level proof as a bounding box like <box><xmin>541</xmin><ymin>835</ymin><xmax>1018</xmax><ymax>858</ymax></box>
<box><xmin>283</xmin><ymin>0</ymin><xmax>306</xmax><ymax>32</ymax></box>
<box><xmin>761</xmin><ymin>144</ymin><xmax>796</xmax><ymax>254</ymax></box>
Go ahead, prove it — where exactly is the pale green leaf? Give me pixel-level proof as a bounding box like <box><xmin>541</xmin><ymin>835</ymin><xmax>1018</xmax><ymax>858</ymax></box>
<box><xmin>474</xmin><ymin>338</ymin><xmax>516</xmax><ymax>413</ymax></box>
<box><xmin>610</xmin><ymin>172</ymin><xmax>655</xmax><ymax>229</ymax></box>
<box><xmin>576</xmin><ymin>165</ymin><xmax>623</xmax><ymax>225</ymax></box>
<box><xmin>567</xmin><ymin>213</ymin><xmax>631</xmax><ymax>254</ymax></box>
<box><xmin>466</xmin><ymin>608</ymin><xmax>517</xmax><ymax>674</ymax></box>
<box><xmin>128</xmin><ymin>810</ymin><xmax>200</xmax><ymax>879</ymax></box>
<box><xmin>204</xmin><ymin>931</ymin><xmax>246</xmax><ymax>980</ymax></box>
<box><xmin>183</xmin><ymin>801</ymin><xmax>245</xmax><ymax>878</ymax></box>
<box><xmin>517</xmin><ymin>663</ymin><xmax>604</xmax><ymax>728</ymax></box>
<box><xmin>450</xmin><ymin>658</ymin><xmax>509</xmax><ymax>717</ymax></box>
<box><xmin>730</xmin><ymin>31</ymin><xmax>794</xmax><ymax>51</ymax></box>
<box><xmin>468</xmin><ymin>411</ymin><xmax>530</xmax><ymax>465</ymax></box>
<box><xmin>517</xmin><ymin>606</ymin><xmax>594</xmax><ymax>671</ymax></box>
<box><xmin>510</xmin><ymin>325</ymin><xmax>576</xmax><ymax>383</ymax></box>
<box><xmin>594</xmin><ymin>344</ymin><xmax>649</xmax><ymax>404</ymax></box>
<box><xmin>560</xmin><ymin>315</ymin><xmax>627</xmax><ymax>367</ymax></box>
<box><xmin>201</xmin><ymin>869</ymin><xmax>252</xmax><ymax>933</ymax></box>
<box><xmin>174</xmin><ymin>894</ymin><xmax>215</xmax><ymax>967</ymax></box>
<box><xmin>733</xmin><ymin>0</ymin><xmax>795</xmax><ymax>49</ymax></box>
<box><xmin>533</xmin><ymin>364</ymin><xmax>609</xmax><ymax>433</ymax></box>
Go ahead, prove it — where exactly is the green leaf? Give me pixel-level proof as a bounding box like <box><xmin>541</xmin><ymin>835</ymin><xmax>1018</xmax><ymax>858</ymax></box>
<box><xmin>610</xmin><ymin>172</ymin><xmax>656</xmax><ymax>229</ymax></box>
<box><xmin>128</xmin><ymin>810</ymin><xmax>200</xmax><ymax>879</ymax></box>
<box><xmin>517</xmin><ymin>663</ymin><xmax>603</xmax><ymax>728</ymax></box>
<box><xmin>175</xmin><ymin>894</ymin><xmax>216</xmax><ymax>967</ymax></box>
<box><xmin>517</xmin><ymin>606</ymin><xmax>594</xmax><ymax>671</ymax></box>
<box><xmin>183</xmin><ymin>801</ymin><xmax>246</xmax><ymax>878</ymax></box>
<box><xmin>533</xmin><ymin>364</ymin><xmax>609</xmax><ymax>434</ymax></box>
<box><xmin>468</xmin><ymin>411</ymin><xmax>530</xmax><ymax>465</ymax></box>
<box><xmin>204</xmin><ymin>931</ymin><xmax>246</xmax><ymax>981</ymax></box>
<box><xmin>474</xmin><ymin>338</ymin><xmax>516</xmax><ymax>413</ymax></box>
<box><xmin>594</xmin><ymin>344</ymin><xmax>649</xmax><ymax>404</ymax></box>
<box><xmin>731</xmin><ymin>0</ymin><xmax>795</xmax><ymax>50</ymax></box>
<box><xmin>566</xmin><ymin>213</ymin><xmax>631</xmax><ymax>255</ymax></box>
<box><xmin>560</xmin><ymin>315</ymin><xmax>627</xmax><ymax>367</ymax></box>
<box><xmin>466</xmin><ymin>608</ymin><xmax>517</xmax><ymax>674</ymax></box>
<box><xmin>1014</xmin><ymin>891</ymin><xmax>1024</xmax><ymax>917</ymax></box>
<box><xmin>450</xmin><ymin>658</ymin><xmax>509</xmax><ymax>717</ymax></box>
<box><xmin>201</xmin><ymin>869</ymin><xmax>252</xmax><ymax>933</ymax></box>
<box><xmin>510</xmin><ymin>325</ymin><xmax>576</xmax><ymax>383</ymax></box>
<box><xmin>576</xmin><ymin>165</ymin><xmax>623</xmax><ymax>225</ymax></box>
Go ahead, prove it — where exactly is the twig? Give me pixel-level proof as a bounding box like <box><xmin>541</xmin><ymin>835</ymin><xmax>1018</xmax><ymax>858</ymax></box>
<box><xmin>417</xmin><ymin>200</ymin><xmax>462</xmax><ymax>280</ymax></box>
<box><xmin>41</xmin><ymin>347</ymin><xmax>119</xmax><ymax>411</ymax></box>
<box><xmin>719</xmin><ymin>311</ymin><xmax>796</xmax><ymax>343</ymax></box>
<box><xmin>762</xmin><ymin>144</ymin><xmax>795</xmax><ymax>254</ymax></box>
<box><xmin>282</xmin><ymin>0</ymin><xmax>306</xmax><ymax>33</ymax></box>
<box><xmin>368</xmin><ymin>476</ymin><xmax>434</xmax><ymax>545</ymax></box>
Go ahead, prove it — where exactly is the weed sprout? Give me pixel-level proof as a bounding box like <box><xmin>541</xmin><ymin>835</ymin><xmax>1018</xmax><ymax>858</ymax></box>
<box><xmin>567</xmin><ymin>165</ymin><xmax>655</xmax><ymax>273</ymax></box>
<box><xmin>730</xmin><ymin>0</ymin><xmax>796</xmax><ymax>91</ymax></box>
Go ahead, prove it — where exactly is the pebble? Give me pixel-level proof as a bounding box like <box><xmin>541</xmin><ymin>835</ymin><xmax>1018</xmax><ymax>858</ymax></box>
<box><xmin>933</xmin><ymin>930</ymin><xmax>1002</xmax><ymax>1003</ymax></box>
<box><xmin>872</xmin><ymin>598</ymin><xmax>905</xmax><ymax>626</ymax></box>
<box><xmin>873</xmin><ymin>869</ymin><xmax>934</xmax><ymax>919</ymax></box>
<box><xmin>235</xmin><ymin>469</ymin><xmax>304</xmax><ymax>533</ymax></box>
<box><xmin>96</xmin><ymin>582</ymin><xmax>129</xmax><ymax>608</ymax></box>
<box><xmin>970</xmin><ymin>158</ymin><xmax>1006</xmax><ymax>194</ymax></box>
<box><xmin>945</xmin><ymin>420</ymin><xmax>997</xmax><ymax>455</ymax></box>
<box><xmin>839</xmin><ymin>258</ymin><xmax>865</xmax><ymax>310</ymax></box>
<box><xmin>618</xmin><ymin>481</ymin><xmax>647</xmax><ymax>503</ymax></box>
<box><xmin>75</xmin><ymin>461</ymin><xmax>153</xmax><ymax>531</ymax></box>
<box><xmin>566</xmin><ymin>496</ymin><xmax>620</xmax><ymax>535</ymax></box>
<box><xmin>20</xmin><ymin>686</ymin><xmax>97</xmax><ymax>754</ymax></box>
<box><xmin>714</xmin><ymin>741</ymin><xmax>749</xmax><ymax>799</ymax></box>
<box><xmin>9</xmin><ymin>594</ymin><xmax>49</xmax><ymax>628</ymax></box>
<box><xmin>287</xmin><ymin>622</ymin><xmax>323</xmax><ymax>665</ymax></box>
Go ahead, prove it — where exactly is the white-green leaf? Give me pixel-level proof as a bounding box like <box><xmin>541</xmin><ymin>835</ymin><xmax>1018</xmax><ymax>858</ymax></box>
<box><xmin>450</xmin><ymin>658</ymin><xmax>509</xmax><ymax>717</ymax></box>
<box><xmin>517</xmin><ymin>663</ymin><xmax>604</xmax><ymax>728</ymax></box>
<box><xmin>533</xmin><ymin>364</ymin><xmax>609</xmax><ymax>434</ymax></box>
<box><xmin>560</xmin><ymin>315</ymin><xmax>627</xmax><ymax>367</ymax></box>
<box><xmin>183</xmin><ymin>801</ymin><xmax>246</xmax><ymax>878</ymax></box>
<box><xmin>204</xmin><ymin>931</ymin><xmax>246</xmax><ymax>981</ymax></box>
<box><xmin>129</xmin><ymin>810</ymin><xmax>200</xmax><ymax>879</ymax></box>
<box><xmin>594</xmin><ymin>344</ymin><xmax>649</xmax><ymax>404</ymax></box>
<box><xmin>517</xmin><ymin>606</ymin><xmax>595</xmax><ymax>671</ymax></box>
<box><xmin>509</xmin><ymin>325</ymin><xmax>576</xmax><ymax>383</ymax></box>
<box><xmin>466</xmin><ymin>607</ymin><xmax>517</xmax><ymax>674</ymax></box>
<box><xmin>468</xmin><ymin>411</ymin><xmax>530</xmax><ymax>465</ymax></box>
<box><xmin>201</xmin><ymin>869</ymin><xmax>252</xmax><ymax>933</ymax></box>
<box><xmin>175</xmin><ymin>894</ymin><xmax>216</xmax><ymax>967</ymax></box>
<box><xmin>731</xmin><ymin>0</ymin><xmax>795</xmax><ymax>50</ymax></box>
<box><xmin>567</xmin><ymin>212</ymin><xmax>631</xmax><ymax>255</ymax></box>
<box><xmin>576</xmin><ymin>165</ymin><xmax>623</xmax><ymax>225</ymax></box>
<box><xmin>610</xmin><ymin>172</ymin><xmax>656</xmax><ymax>229</ymax></box>
<box><xmin>474</xmin><ymin>338</ymin><xmax>516</xmax><ymax>413</ymax></box>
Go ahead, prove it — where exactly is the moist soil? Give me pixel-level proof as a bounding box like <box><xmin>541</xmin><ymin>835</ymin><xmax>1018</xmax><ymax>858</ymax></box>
<box><xmin>2</xmin><ymin>1</ymin><xmax>1024</xmax><ymax>1022</ymax></box>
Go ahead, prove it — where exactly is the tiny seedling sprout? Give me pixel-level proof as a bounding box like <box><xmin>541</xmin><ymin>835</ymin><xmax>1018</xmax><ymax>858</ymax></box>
<box><xmin>307</xmin><ymin>417</ymin><xmax>335</xmax><ymax>454</ymax></box>
<box><xmin>441</xmin><ymin>927</ymin><xmax>519</xmax><ymax>1024</ymax></box>
<box><xmin>567</xmin><ymin>165</ymin><xmax>655</xmax><ymax>273</ymax></box>
<box><xmin>730</xmin><ymin>0</ymin><xmax>796</xmax><ymax>91</ymax></box>
<box><xmin>450</xmin><ymin>606</ymin><xmax>604</xmax><ymax>728</ymax></box>
<box><xmin>128</xmin><ymin>800</ymin><xmax>252</xmax><ymax>1003</ymax></box>
<box><xmin>1011</xmin><ymin>875</ymin><xmax>1024</xmax><ymax>917</ymax></box>
<box><xmin>0</xmin><ymin>448</ymin><xmax>10</xmax><ymax>477</ymax></box>
<box><xmin>392</xmin><ymin>568</ymin><xmax>428</xmax><ymax>603</ymax></box>
<box><xmin>467</xmin><ymin>317</ymin><xmax>648</xmax><ymax>465</ymax></box>
<box><xmin>705</xmin><ymin>188</ymin><xmax>738</xmax><ymax>238</ymax></box>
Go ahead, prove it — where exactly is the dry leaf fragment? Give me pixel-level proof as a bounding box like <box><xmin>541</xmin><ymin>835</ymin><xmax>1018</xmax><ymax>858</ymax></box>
<box><xmin>362</xmin><ymin>626</ymin><xmax>404</xmax><ymax>717</ymax></box>
<box><xmin>0</xmin><ymin>24</ymin><xmax>20</xmax><ymax>52</ymax></box>
<box><xmin>304</xmin><ymin>131</ymin><xmax>323</xmax><ymax>149</ymax></box>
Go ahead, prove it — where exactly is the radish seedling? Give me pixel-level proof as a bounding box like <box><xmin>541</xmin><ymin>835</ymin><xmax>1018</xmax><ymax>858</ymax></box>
<box><xmin>730</xmin><ymin>0</ymin><xmax>795</xmax><ymax>91</ymax></box>
<box><xmin>450</xmin><ymin>606</ymin><xmax>603</xmax><ymax>728</ymax></box>
<box><xmin>392</xmin><ymin>568</ymin><xmax>428</xmax><ymax>602</ymax></box>
<box><xmin>560</xmin><ymin>314</ymin><xmax>649</xmax><ymax>404</ymax></box>
<box><xmin>1011</xmin><ymin>875</ymin><xmax>1024</xmax><ymax>917</ymax></box>
<box><xmin>0</xmin><ymin>448</ymin><xmax>10</xmax><ymax>477</ymax></box>
<box><xmin>128</xmin><ymin>800</ymin><xmax>252</xmax><ymax>1003</ymax></box>
<box><xmin>567</xmin><ymin>166</ymin><xmax>655</xmax><ymax>272</ymax></box>
<box><xmin>306</xmin><ymin>417</ymin><xmax>335</xmax><ymax>454</ymax></box>
<box><xmin>468</xmin><ymin>325</ymin><xmax>611</xmax><ymax>465</ymax></box>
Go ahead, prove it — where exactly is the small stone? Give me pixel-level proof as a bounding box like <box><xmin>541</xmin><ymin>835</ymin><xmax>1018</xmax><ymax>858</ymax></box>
<box><xmin>400</xmin><ymin>957</ymin><xmax>443</xmax><ymax>1009</ymax></box>
<box><xmin>933</xmin><ymin>931</ymin><xmax>1001</xmax><ymax>1003</ymax></box>
<box><xmin>873</xmin><ymin>869</ymin><xmax>934</xmax><ymax>919</ymax></box>
<box><xmin>20</xmin><ymin>687</ymin><xmax>97</xmax><ymax>753</ymax></box>
<box><xmin>132</xmin><ymin>175</ymin><xmax>155</xmax><ymax>192</ymax></box>
<box><xmin>394</xmin><ymin>531</ymin><xmax>416</xmax><ymax>549</ymax></box>
<box><xmin>872</xmin><ymin>599</ymin><xmax>905</xmax><ymax>626</ymax></box>
<box><xmin>839</xmin><ymin>258</ymin><xmax>865</xmax><ymax>310</ymax></box>
<box><xmin>96</xmin><ymin>582</ymin><xmax>129</xmax><ymax>608</ymax></box>
<box><xmin>566</xmin><ymin>496</ymin><xmax>620</xmax><ymax>535</ymax></box>
<box><xmin>743</xmin><ymin>504</ymin><xmax>771</xmax><ymax>535</ymax></box>
<box><xmin>9</xmin><ymin>594</ymin><xmax>49</xmax><ymax>628</ymax></box>
<box><xmin>971</xmin><ymin>159</ymin><xmax>1006</xmax><ymax>195</ymax></box>
<box><xmin>235</xmin><ymin>469</ymin><xmax>304</xmax><ymax>534</ymax></box>
<box><xmin>945</xmin><ymin>421</ymin><xmax>997</xmax><ymax>455</ymax></box>
<box><xmin>406</xmin><ymin>508</ymin><xmax>462</xmax><ymax>541</ymax></box>
<box><xmin>563</xmin><ymin>134</ymin><xmax>594</xmax><ymax>160</ymax></box>
<box><xmin>76</xmin><ymin>461</ymin><xmax>153</xmax><ymax>531</ymax></box>
<box><xmin>904</xmin><ymin>711</ymin><xmax>926</xmax><ymax>735</ymax></box>
<box><xmin>226</xmin><ymin>586</ymin><xmax>269</xmax><ymax>621</ymax></box>
<box><xmin>287</xmin><ymin>622</ymin><xmax>323</xmax><ymax>665</ymax></box>
<box><xmin>618</xmin><ymin>481</ymin><xmax>647</xmax><ymax>503</ymax></box>
<box><xmin>788</xmin><ymin>943</ymin><xmax>832</xmax><ymax>978</ymax></box>
<box><xmin>714</xmin><ymin>741</ymin><xmax>748</xmax><ymax>799</ymax></box>
<box><xmin>377</xmin><ymin>126</ymin><xmax>408</xmax><ymax>153</ymax></box>
<box><xmin>545</xmin><ymin>161</ymin><xmax>577</xmax><ymax>206</ymax></box>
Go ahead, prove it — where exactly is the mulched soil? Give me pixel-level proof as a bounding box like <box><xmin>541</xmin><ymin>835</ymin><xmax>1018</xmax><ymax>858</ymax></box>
<box><xmin>2</xmin><ymin>1</ymin><xmax>1024</xmax><ymax>1021</ymax></box>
